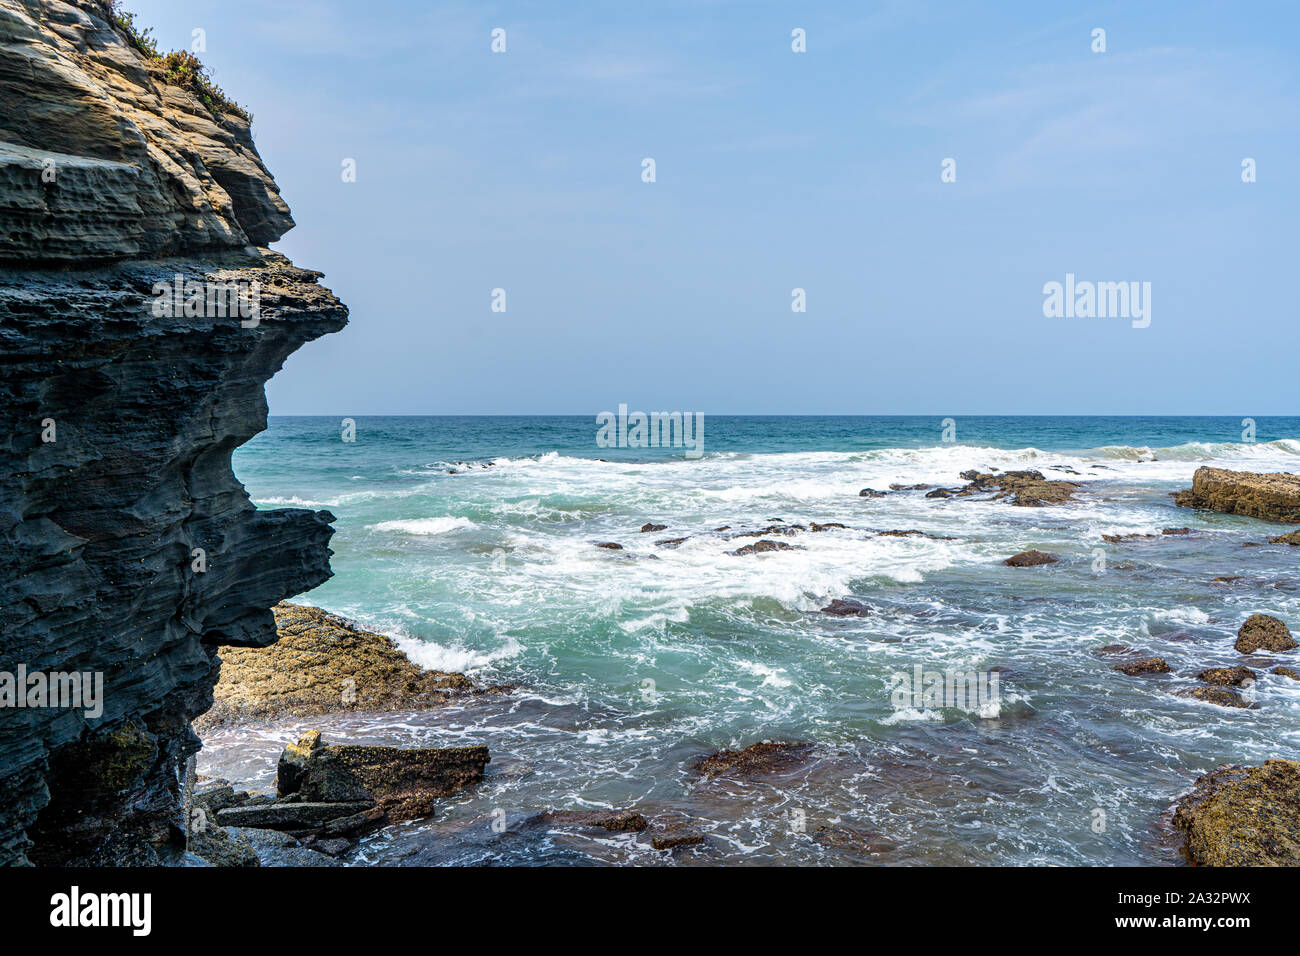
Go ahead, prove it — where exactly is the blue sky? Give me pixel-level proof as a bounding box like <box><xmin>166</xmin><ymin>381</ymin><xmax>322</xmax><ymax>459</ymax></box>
<box><xmin>128</xmin><ymin>0</ymin><xmax>1299</xmax><ymax>414</ymax></box>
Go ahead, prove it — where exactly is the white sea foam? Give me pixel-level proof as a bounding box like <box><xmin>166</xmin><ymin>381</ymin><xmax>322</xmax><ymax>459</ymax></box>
<box><xmin>367</xmin><ymin>516</ymin><xmax>478</xmax><ymax>535</ymax></box>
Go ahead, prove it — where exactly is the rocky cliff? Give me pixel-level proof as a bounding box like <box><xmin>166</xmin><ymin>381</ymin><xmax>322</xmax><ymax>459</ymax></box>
<box><xmin>0</xmin><ymin>0</ymin><xmax>347</xmax><ymax>864</ymax></box>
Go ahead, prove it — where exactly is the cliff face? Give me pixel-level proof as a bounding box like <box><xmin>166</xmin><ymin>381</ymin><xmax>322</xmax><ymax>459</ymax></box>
<box><xmin>0</xmin><ymin>0</ymin><xmax>347</xmax><ymax>864</ymax></box>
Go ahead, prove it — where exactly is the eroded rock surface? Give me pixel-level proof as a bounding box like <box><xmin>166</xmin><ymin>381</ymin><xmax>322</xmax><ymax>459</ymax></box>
<box><xmin>1173</xmin><ymin>760</ymin><xmax>1300</xmax><ymax>865</ymax></box>
<box><xmin>0</xmin><ymin>1</ymin><xmax>346</xmax><ymax>864</ymax></box>
<box><xmin>1174</xmin><ymin>467</ymin><xmax>1300</xmax><ymax>523</ymax></box>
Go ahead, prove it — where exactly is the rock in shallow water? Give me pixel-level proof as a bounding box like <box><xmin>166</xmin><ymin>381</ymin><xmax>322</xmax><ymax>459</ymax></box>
<box><xmin>1173</xmin><ymin>760</ymin><xmax>1300</xmax><ymax>865</ymax></box>
<box><xmin>1235</xmin><ymin>614</ymin><xmax>1297</xmax><ymax>654</ymax></box>
<box><xmin>1003</xmin><ymin>550</ymin><xmax>1058</xmax><ymax>567</ymax></box>
<box><xmin>1174</xmin><ymin>467</ymin><xmax>1300</xmax><ymax>523</ymax></box>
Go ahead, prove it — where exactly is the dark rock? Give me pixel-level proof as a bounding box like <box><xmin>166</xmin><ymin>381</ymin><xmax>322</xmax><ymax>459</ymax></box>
<box><xmin>1114</xmin><ymin>657</ymin><xmax>1171</xmax><ymax>676</ymax></box>
<box><xmin>955</xmin><ymin>470</ymin><xmax>1080</xmax><ymax>506</ymax></box>
<box><xmin>1270</xmin><ymin>529</ymin><xmax>1300</xmax><ymax>545</ymax></box>
<box><xmin>306</xmin><ymin>838</ymin><xmax>353</xmax><ymax>858</ymax></box>
<box><xmin>278</xmin><ymin>732</ymin><xmax>490</xmax><ymax>821</ymax></box>
<box><xmin>1212</xmin><ymin>576</ymin><xmax>1244</xmax><ymax>584</ymax></box>
<box><xmin>529</xmin><ymin>809</ymin><xmax>648</xmax><ymax>833</ymax></box>
<box><xmin>1174</xmin><ymin>467</ymin><xmax>1300</xmax><ymax>523</ymax></box>
<box><xmin>1003</xmin><ymin>550</ymin><xmax>1058</xmax><ymax>567</ymax></box>
<box><xmin>216</xmin><ymin>802</ymin><xmax>375</xmax><ymax>831</ymax></box>
<box><xmin>187</xmin><ymin>826</ymin><xmax>260</xmax><ymax>867</ymax></box>
<box><xmin>0</xmin><ymin>4</ymin><xmax>347</xmax><ymax>866</ymax></box>
<box><xmin>695</xmin><ymin>742</ymin><xmax>815</xmax><ymax>778</ymax></box>
<box><xmin>858</xmin><ymin>488</ymin><xmax>886</xmax><ymax>498</ymax></box>
<box><xmin>1092</xmin><ymin>644</ymin><xmax>1134</xmax><ymax>657</ymax></box>
<box><xmin>889</xmin><ymin>483</ymin><xmax>931</xmax><ymax>491</ymax></box>
<box><xmin>1273</xmin><ymin>666</ymin><xmax>1300</xmax><ymax>681</ymax></box>
<box><xmin>809</xmin><ymin>522</ymin><xmax>848</xmax><ymax>532</ymax></box>
<box><xmin>1176</xmin><ymin>687</ymin><xmax>1258</xmax><ymax>709</ymax></box>
<box><xmin>640</xmin><ymin>523</ymin><xmax>668</xmax><ymax>533</ymax></box>
<box><xmin>1162</xmin><ymin>527</ymin><xmax>1192</xmax><ymax>535</ymax></box>
<box><xmin>812</xmin><ymin>825</ymin><xmax>898</xmax><ymax>856</ymax></box>
<box><xmin>925</xmin><ymin>488</ymin><xmax>958</xmax><ymax>498</ymax></box>
<box><xmin>595</xmin><ymin>542</ymin><xmax>624</xmax><ymax>550</ymax></box>
<box><xmin>656</xmin><ymin>537</ymin><xmax>688</xmax><ymax>548</ymax></box>
<box><xmin>728</xmin><ymin>539</ymin><xmax>801</xmax><ymax>557</ymax></box>
<box><xmin>821</xmin><ymin>599</ymin><xmax>871</xmax><ymax>617</ymax></box>
<box><xmin>1236</xmin><ymin>614</ymin><xmax>1297</xmax><ymax>654</ymax></box>
<box><xmin>1197</xmin><ymin>666</ymin><xmax>1258</xmax><ymax>687</ymax></box>
<box><xmin>1102</xmin><ymin>533</ymin><xmax>1156</xmax><ymax>543</ymax></box>
<box><xmin>650</xmin><ymin>823</ymin><xmax>705</xmax><ymax>850</ymax></box>
<box><xmin>1173</xmin><ymin>760</ymin><xmax>1300</xmax><ymax>865</ymax></box>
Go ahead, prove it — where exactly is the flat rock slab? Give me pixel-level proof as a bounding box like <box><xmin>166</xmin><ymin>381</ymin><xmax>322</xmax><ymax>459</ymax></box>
<box><xmin>216</xmin><ymin>802</ymin><xmax>374</xmax><ymax>831</ymax></box>
<box><xmin>1174</xmin><ymin>467</ymin><xmax>1300</xmax><ymax>523</ymax></box>
<box><xmin>695</xmin><ymin>741</ymin><xmax>816</xmax><ymax>778</ymax></box>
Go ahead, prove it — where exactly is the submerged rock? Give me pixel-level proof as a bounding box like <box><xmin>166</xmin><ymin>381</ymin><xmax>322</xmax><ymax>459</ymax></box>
<box><xmin>1114</xmin><ymin>657</ymin><xmax>1171</xmax><ymax>676</ymax></box>
<box><xmin>694</xmin><ymin>741</ymin><xmax>816</xmax><ymax>778</ymax></box>
<box><xmin>1173</xmin><ymin>760</ymin><xmax>1300</xmax><ymax>865</ymax></box>
<box><xmin>812</xmin><ymin>825</ymin><xmax>898</xmax><ymax>857</ymax></box>
<box><xmin>858</xmin><ymin>488</ymin><xmax>887</xmax><ymax>498</ymax></box>
<box><xmin>649</xmin><ymin>824</ymin><xmax>705</xmax><ymax>851</ymax></box>
<box><xmin>1270</xmin><ymin>529</ymin><xmax>1300</xmax><ymax>545</ymax></box>
<box><xmin>821</xmin><ymin>598</ymin><xmax>871</xmax><ymax>617</ymax></box>
<box><xmin>1162</xmin><ymin>527</ymin><xmax>1192</xmax><ymax>536</ymax></box>
<box><xmin>1235</xmin><ymin>614</ymin><xmax>1297</xmax><ymax>654</ymax></box>
<box><xmin>529</xmin><ymin>809</ymin><xmax>648</xmax><ymax>833</ymax></box>
<box><xmin>200</xmin><ymin>604</ymin><xmax>478</xmax><ymax>728</ymax></box>
<box><xmin>1273</xmin><ymin>666</ymin><xmax>1300</xmax><ymax>681</ymax></box>
<box><xmin>1003</xmin><ymin>550</ymin><xmax>1058</xmax><ymax>567</ymax></box>
<box><xmin>1173</xmin><ymin>467</ymin><xmax>1300</xmax><ymax>523</ymax></box>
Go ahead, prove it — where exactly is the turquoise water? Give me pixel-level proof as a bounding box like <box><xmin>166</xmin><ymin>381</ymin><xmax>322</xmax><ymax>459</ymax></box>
<box><xmin>204</xmin><ymin>416</ymin><xmax>1300</xmax><ymax>865</ymax></box>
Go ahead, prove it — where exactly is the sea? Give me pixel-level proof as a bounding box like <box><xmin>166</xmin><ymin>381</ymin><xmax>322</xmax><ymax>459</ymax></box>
<box><xmin>198</xmin><ymin>415</ymin><xmax>1300</xmax><ymax>865</ymax></box>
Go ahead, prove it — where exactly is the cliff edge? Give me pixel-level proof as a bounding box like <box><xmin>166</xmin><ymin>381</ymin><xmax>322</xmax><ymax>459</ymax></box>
<box><xmin>0</xmin><ymin>0</ymin><xmax>347</xmax><ymax>865</ymax></box>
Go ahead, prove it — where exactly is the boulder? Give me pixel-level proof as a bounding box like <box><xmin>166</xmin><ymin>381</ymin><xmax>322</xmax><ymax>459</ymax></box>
<box><xmin>1273</xmin><ymin>666</ymin><xmax>1300</xmax><ymax>681</ymax></box>
<box><xmin>1173</xmin><ymin>467</ymin><xmax>1300</xmax><ymax>523</ymax></box>
<box><xmin>728</xmin><ymin>539</ymin><xmax>801</xmax><ymax>557</ymax></box>
<box><xmin>1003</xmin><ymin>550</ymin><xmax>1058</xmax><ymax>567</ymax></box>
<box><xmin>216</xmin><ymin>802</ymin><xmax>375</xmax><ymax>830</ymax></box>
<box><xmin>1176</xmin><ymin>687</ymin><xmax>1257</xmax><ymax>709</ymax></box>
<box><xmin>858</xmin><ymin>488</ymin><xmax>887</xmax><ymax>498</ymax></box>
<box><xmin>1270</xmin><ymin>529</ymin><xmax>1300</xmax><ymax>545</ymax></box>
<box><xmin>821</xmin><ymin>598</ymin><xmax>871</xmax><ymax>617</ymax></box>
<box><xmin>1197</xmin><ymin>666</ymin><xmax>1258</xmax><ymax>687</ymax></box>
<box><xmin>278</xmin><ymin>732</ymin><xmax>490</xmax><ymax>821</ymax></box>
<box><xmin>1173</xmin><ymin>760</ymin><xmax>1300</xmax><ymax>865</ymax></box>
<box><xmin>640</xmin><ymin>523</ymin><xmax>668</xmax><ymax>533</ymax></box>
<box><xmin>1235</xmin><ymin>614</ymin><xmax>1297</xmax><ymax>654</ymax></box>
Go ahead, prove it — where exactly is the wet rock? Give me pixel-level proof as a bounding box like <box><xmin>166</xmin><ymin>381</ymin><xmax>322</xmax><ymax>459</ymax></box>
<box><xmin>1176</xmin><ymin>687</ymin><xmax>1258</xmax><ymax>709</ymax></box>
<box><xmin>956</xmin><ymin>470</ymin><xmax>1080</xmax><ymax>506</ymax></box>
<box><xmin>529</xmin><ymin>809</ymin><xmax>648</xmax><ymax>833</ymax></box>
<box><xmin>821</xmin><ymin>599</ymin><xmax>871</xmax><ymax>617</ymax></box>
<box><xmin>649</xmin><ymin>823</ymin><xmax>705</xmax><ymax>851</ymax></box>
<box><xmin>1273</xmin><ymin>666</ymin><xmax>1300</xmax><ymax>681</ymax></box>
<box><xmin>924</xmin><ymin>488</ymin><xmax>959</xmax><ymax>498</ymax></box>
<box><xmin>1003</xmin><ymin>550</ymin><xmax>1058</xmax><ymax>567</ymax></box>
<box><xmin>858</xmin><ymin>488</ymin><xmax>887</xmax><ymax>498</ymax></box>
<box><xmin>305</xmin><ymin>837</ymin><xmax>353</xmax><ymax>858</ymax></box>
<box><xmin>728</xmin><ymin>539</ymin><xmax>802</xmax><ymax>557</ymax></box>
<box><xmin>595</xmin><ymin>542</ymin><xmax>624</xmax><ymax>550</ymax></box>
<box><xmin>1102</xmin><ymin>533</ymin><xmax>1156</xmax><ymax>543</ymax></box>
<box><xmin>1162</xmin><ymin>527</ymin><xmax>1192</xmax><ymax>535</ymax></box>
<box><xmin>809</xmin><ymin>522</ymin><xmax>848</xmax><ymax>532</ymax></box>
<box><xmin>641</xmin><ymin>523</ymin><xmax>668</xmax><ymax>533</ymax></box>
<box><xmin>712</xmin><ymin>525</ymin><xmax>731</xmax><ymax>532</ymax></box>
<box><xmin>1197</xmin><ymin>666</ymin><xmax>1258</xmax><ymax>687</ymax></box>
<box><xmin>276</xmin><ymin>729</ymin><xmax>325</xmax><ymax>797</ymax></box>
<box><xmin>226</xmin><ymin>827</ymin><xmax>340</xmax><ymax>867</ymax></box>
<box><xmin>1173</xmin><ymin>467</ymin><xmax>1300</xmax><ymax>523</ymax></box>
<box><xmin>1115</xmin><ymin>657</ymin><xmax>1171</xmax><ymax>676</ymax></box>
<box><xmin>656</xmin><ymin>537</ymin><xmax>689</xmax><ymax>548</ymax></box>
<box><xmin>187</xmin><ymin>826</ymin><xmax>260</xmax><ymax>867</ymax></box>
<box><xmin>216</xmin><ymin>802</ymin><xmax>375</xmax><ymax>831</ymax></box>
<box><xmin>875</xmin><ymin>529</ymin><xmax>954</xmax><ymax>539</ymax></box>
<box><xmin>889</xmin><ymin>483</ymin><xmax>931</xmax><ymax>491</ymax></box>
<box><xmin>201</xmin><ymin>604</ymin><xmax>478</xmax><ymax>728</ymax></box>
<box><xmin>278</xmin><ymin>732</ymin><xmax>490</xmax><ymax>821</ymax></box>
<box><xmin>695</xmin><ymin>742</ymin><xmax>816</xmax><ymax>778</ymax></box>
<box><xmin>1212</xmin><ymin>576</ymin><xmax>1244</xmax><ymax>584</ymax></box>
<box><xmin>812</xmin><ymin>825</ymin><xmax>898</xmax><ymax>857</ymax></box>
<box><xmin>1235</xmin><ymin>614</ymin><xmax>1297</xmax><ymax>654</ymax></box>
<box><xmin>1270</xmin><ymin>529</ymin><xmax>1300</xmax><ymax>545</ymax></box>
<box><xmin>1173</xmin><ymin>760</ymin><xmax>1300</xmax><ymax>865</ymax></box>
